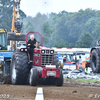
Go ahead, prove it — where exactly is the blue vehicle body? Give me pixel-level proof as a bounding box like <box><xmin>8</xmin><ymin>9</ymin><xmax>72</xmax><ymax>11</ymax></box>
<box><xmin>0</xmin><ymin>51</ymin><xmax>13</xmax><ymax>79</ymax></box>
<box><xmin>57</xmin><ymin>52</ymin><xmax>63</xmax><ymax>64</ymax></box>
<box><xmin>0</xmin><ymin>51</ymin><xmax>13</xmax><ymax>59</ymax></box>
<box><xmin>0</xmin><ymin>29</ymin><xmax>13</xmax><ymax>81</ymax></box>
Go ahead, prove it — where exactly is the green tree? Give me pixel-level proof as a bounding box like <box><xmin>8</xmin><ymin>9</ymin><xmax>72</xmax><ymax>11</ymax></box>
<box><xmin>43</xmin><ymin>22</ymin><xmax>52</xmax><ymax>45</ymax></box>
<box><xmin>53</xmin><ymin>40</ymin><xmax>67</xmax><ymax>48</ymax></box>
<box><xmin>22</xmin><ymin>16</ymin><xmax>34</xmax><ymax>32</ymax></box>
<box><xmin>23</xmin><ymin>13</ymin><xmax>48</xmax><ymax>33</ymax></box>
<box><xmin>53</xmin><ymin>40</ymin><xmax>74</xmax><ymax>48</ymax></box>
<box><xmin>22</xmin><ymin>8</ymin><xmax>100</xmax><ymax>48</ymax></box>
<box><xmin>48</xmin><ymin>9</ymin><xmax>96</xmax><ymax>47</ymax></box>
<box><xmin>0</xmin><ymin>0</ymin><xmax>26</xmax><ymax>31</ymax></box>
<box><xmin>75</xmin><ymin>31</ymin><xmax>93</xmax><ymax>48</ymax></box>
<box><xmin>92</xmin><ymin>17</ymin><xmax>100</xmax><ymax>46</ymax></box>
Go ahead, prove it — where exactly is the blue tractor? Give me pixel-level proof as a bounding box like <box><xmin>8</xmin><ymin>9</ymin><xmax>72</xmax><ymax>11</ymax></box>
<box><xmin>0</xmin><ymin>29</ymin><xmax>13</xmax><ymax>82</ymax></box>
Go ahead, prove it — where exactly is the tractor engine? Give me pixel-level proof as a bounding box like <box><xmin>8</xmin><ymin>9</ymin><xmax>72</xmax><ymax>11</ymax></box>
<box><xmin>33</xmin><ymin>49</ymin><xmax>55</xmax><ymax>67</ymax></box>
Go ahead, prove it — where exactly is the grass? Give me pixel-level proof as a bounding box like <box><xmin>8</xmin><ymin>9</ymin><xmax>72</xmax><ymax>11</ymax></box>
<box><xmin>73</xmin><ymin>79</ymin><xmax>100</xmax><ymax>82</ymax></box>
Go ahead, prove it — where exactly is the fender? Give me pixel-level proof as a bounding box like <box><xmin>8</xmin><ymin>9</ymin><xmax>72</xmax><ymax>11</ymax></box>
<box><xmin>91</xmin><ymin>46</ymin><xmax>100</xmax><ymax>55</ymax></box>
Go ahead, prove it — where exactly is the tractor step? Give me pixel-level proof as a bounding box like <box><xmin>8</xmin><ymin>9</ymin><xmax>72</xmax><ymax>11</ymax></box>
<box><xmin>28</xmin><ymin>61</ymin><xmax>33</xmax><ymax>64</ymax></box>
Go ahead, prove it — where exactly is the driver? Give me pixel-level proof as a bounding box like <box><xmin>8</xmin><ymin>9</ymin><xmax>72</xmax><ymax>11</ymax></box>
<box><xmin>78</xmin><ymin>55</ymin><xmax>82</xmax><ymax>65</ymax></box>
<box><xmin>27</xmin><ymin>35</ymin><xmax>37</xmax><ymax>61</ymax></box>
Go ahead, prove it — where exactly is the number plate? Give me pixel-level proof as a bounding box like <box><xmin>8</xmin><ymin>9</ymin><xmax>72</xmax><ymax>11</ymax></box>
<box><xmin>47</xmin><ymin>71</ymin><xmax>56</xmax><ymax>76</ymax></box>
<box><xmin>45</xmin><ymin>65</ymin><xmax>56</xmax><ymax>68</ymax></box>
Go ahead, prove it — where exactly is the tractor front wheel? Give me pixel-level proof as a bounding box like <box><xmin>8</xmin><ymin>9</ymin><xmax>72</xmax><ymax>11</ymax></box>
<box><xmin>55</xmin><ymin>69</ymin><xmax>63</xmax><ymax>86</ymax></box>
<box><xmin>29</xmin><ymin>68</ymin><xmax>38</xmax><ymax>86</ymax></box>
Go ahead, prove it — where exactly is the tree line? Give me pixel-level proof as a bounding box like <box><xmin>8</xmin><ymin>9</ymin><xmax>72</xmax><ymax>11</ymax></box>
<box><xmin>0</xmin><ymin>0</ymin><xmax>100</xmax><ymax>48</ymax></box>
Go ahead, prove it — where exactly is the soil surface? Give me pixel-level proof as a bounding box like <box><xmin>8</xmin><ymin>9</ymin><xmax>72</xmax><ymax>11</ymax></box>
<box><xmin>0</xmin><ymin>79</ymin><xmax>100</xmax><ymax>100</ymax></box>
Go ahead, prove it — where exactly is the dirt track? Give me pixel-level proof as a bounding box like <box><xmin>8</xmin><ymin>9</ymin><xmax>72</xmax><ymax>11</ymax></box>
<box><xmin>0</xmin><ymin>79</ymin><xmax>100</xmax><ymax>100</ymax></box>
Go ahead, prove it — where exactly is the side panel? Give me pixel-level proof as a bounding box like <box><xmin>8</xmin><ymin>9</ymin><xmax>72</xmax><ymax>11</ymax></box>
<box><xmin>33</xmin><ymin>48</ymin><xmax>41</xmax><ymax>66</ymax></box>
<box><xmin>33</xmin><ymin>55</ymin><xmax>41</xmax><ymax>66</ymax></box>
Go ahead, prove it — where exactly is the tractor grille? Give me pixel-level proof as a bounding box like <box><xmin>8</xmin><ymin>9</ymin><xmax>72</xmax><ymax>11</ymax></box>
<box><xmin>41</xmin><ymin>54</ymin><xmax>53</xmax><ymax>66</ymax></box>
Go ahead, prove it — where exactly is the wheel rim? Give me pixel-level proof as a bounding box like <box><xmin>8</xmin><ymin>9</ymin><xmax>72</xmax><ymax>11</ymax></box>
<box><xmin>12</xmin><ymin>61</ymin><xmax>17</xmax><ymax>80</ymax></box>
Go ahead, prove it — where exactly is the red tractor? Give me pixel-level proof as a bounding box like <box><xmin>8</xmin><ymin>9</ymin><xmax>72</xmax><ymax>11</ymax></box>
<box><xmin>10</xmin><ymin>31</ymin><xmax>63</xmax><ymax>86</ymax></box>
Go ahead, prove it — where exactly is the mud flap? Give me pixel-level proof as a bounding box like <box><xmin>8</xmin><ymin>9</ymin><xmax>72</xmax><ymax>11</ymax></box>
<box><xmin>7</xmin><ymin>32</ymin><xmax>26</xmax><ymax>41</ymax></box>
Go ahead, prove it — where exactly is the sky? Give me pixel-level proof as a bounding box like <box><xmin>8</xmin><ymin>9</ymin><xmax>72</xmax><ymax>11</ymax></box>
<box><xmin>20</xmin><ymin>0</ymin><xmax>100</xmax><ymax>17</ymax></box>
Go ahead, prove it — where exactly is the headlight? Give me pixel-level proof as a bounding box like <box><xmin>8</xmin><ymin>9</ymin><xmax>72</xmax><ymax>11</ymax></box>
<box><xmin>25</xmin><ymin>49</ymin><xmax>27</xmax><ymax>51</ymax></box>
<box><xmin>50</xmin><ymin>50</ymin><xmax>54</xmax><ymax>54</ymax></box>
<box><xmin>41</xmin><ymin>50</ymin><xmax>45</xmax><ymax>54</ymax></box>
<box><xmin>21</xmin><ymin>49</ymin><xmax>23</xmax><ymax>51</ymax></box>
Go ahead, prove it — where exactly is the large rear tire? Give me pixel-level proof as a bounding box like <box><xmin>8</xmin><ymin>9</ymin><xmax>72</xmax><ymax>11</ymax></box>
<box><xmin>29</xmin><ymin>68</ymin><xmax>38</xmax><ymax>86</ymax></box>
<box><xmin>55</xmin><ymin>69</ymin><xmax>63</xmax><ymax>86</ymax></box>
<box><xmin>90</xmin><ymin>49</ymin><xmax>100</xmax><ymax>73</ymax></box>
<box><xmin>10</xmin><ymin>51</ymin><xmax>29</xmax><ymax>85</ymax></box>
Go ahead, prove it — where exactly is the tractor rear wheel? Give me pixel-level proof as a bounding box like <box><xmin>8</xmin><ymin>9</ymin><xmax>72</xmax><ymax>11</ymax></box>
<box><xmin>10</xmin><ymin>51</ymin><xmax>29</xmax><ymax>85</ymax></box>
<box><xmin>55</xmin><ymin>69</ymin><xmax>63</xmax><ymax>86</ymax></box>
<box><xmin>90</xmin><ymin>49</ymin><xmax>100</xmax><ymax>73</ymax></box>
<box><xmin>29</xmin><ymin>68</ymin><xmax>38</xmax><ymax>86</ymax></box>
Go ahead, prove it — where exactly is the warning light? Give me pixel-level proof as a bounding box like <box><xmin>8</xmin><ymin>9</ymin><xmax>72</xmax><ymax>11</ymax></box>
<box><xmin>0</xmin><ymin>29</ymin><xmax>6</xmax><ymax>33</ymax></box>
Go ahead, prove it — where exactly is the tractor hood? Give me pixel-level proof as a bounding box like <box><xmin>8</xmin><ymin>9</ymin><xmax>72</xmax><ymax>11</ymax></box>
<box><xmin>34</xmin><ymin>46</ymin><xmax>55</xmax><ymax>54</ymax></box>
